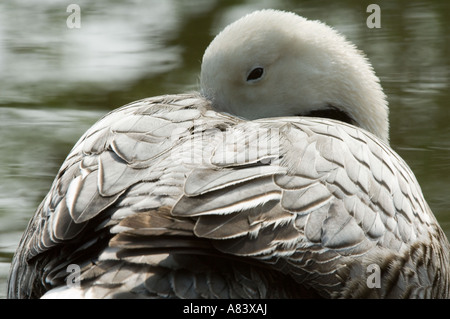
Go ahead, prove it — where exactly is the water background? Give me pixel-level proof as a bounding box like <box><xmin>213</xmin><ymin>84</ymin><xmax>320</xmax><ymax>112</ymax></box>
<box><xmin>1</xmin><ymin>0</ymin><xmax>449</xmax><ymax>298</ymax></box>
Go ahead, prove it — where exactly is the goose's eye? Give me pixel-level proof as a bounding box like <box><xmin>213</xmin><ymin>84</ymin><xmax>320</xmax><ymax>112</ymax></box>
<box><xmin>246</xmin><ymin>67</ymin><xmax>264</xmax><ymax>82</ymax></box>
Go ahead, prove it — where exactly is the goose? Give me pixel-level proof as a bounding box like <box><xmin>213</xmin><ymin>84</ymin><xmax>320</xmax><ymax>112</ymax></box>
<box><xmin>8</xmin><ymin>9</ymin><xmax>450</xmax><ymax>299</ymax></box>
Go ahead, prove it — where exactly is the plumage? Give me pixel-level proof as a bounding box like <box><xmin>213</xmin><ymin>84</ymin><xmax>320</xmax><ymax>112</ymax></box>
<box><xmin>7</xmin><ymin>9</ymin><xmax>450</xmax><ymax>299</ymax></box>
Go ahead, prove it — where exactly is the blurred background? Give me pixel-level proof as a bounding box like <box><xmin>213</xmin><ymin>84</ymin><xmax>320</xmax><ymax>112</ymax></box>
<box><xmin>0</xmin><ymin>0</ymin><xmax>449</xmax><ymax>298</ymax></box>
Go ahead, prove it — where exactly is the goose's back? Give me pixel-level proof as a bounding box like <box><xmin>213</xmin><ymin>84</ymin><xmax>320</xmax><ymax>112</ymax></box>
<box><xmin>8</xmin><ymin>93</ymin><xmax>450</xmax><ymax>298</ymax></box>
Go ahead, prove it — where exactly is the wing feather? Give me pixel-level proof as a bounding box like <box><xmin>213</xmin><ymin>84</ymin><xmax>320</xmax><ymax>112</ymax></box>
<box><xmin>9</xmin><ymin>94</ymin><xmax>450</xmax><ymax>299</ymax></box>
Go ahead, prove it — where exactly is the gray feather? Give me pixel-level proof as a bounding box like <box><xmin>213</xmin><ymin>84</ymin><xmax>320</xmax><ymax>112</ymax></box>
<box><xmin>8</xmin><ymin>93</ymin><xmax>450</xmax><ymax>300</ymax></box>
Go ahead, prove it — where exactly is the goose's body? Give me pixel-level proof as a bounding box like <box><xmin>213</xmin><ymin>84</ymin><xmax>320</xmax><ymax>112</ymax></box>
<box><xmin>8</xmin><ymin>10</ymin><xmax>450</xmax><ymax>299</ymax></box>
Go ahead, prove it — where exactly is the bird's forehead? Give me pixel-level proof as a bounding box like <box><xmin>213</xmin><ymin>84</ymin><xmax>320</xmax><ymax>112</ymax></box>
<box><xmin>204</xmin><ymin>27</ymin><xmax>292</xmax><ymax>69</ymax></box>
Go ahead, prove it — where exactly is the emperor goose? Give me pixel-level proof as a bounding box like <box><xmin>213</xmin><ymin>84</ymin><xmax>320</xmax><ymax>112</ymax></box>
<box><xmin>8</xmin><ymin>9</ymin><xmax>450</xmax><ymax>299</ymax></box>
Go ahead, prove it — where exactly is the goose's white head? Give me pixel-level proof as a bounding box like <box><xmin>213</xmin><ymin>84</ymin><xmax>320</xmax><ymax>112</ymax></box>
<box><xmin>200</xmin><ymin>9</ymin><xmax>389</xmax><ymax>143</ymax></box>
